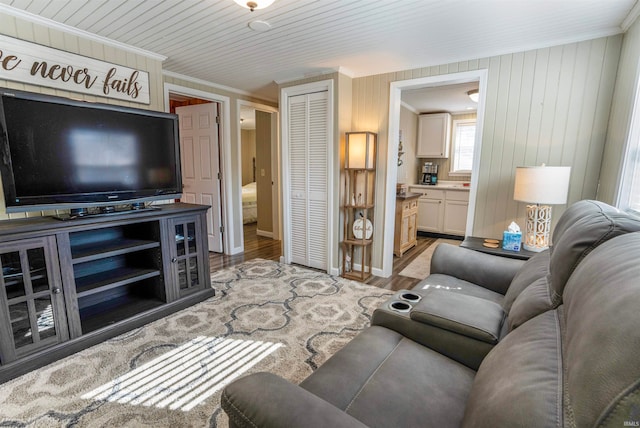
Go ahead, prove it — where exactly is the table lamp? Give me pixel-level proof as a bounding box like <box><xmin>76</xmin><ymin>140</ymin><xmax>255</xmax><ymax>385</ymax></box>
<box><xmin>513</xmin><ymin>165</ymin><xmax>571</xmax><ymax>252</ymax></box>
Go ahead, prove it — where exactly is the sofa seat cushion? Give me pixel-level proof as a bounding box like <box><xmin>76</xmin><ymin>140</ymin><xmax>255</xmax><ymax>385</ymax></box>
<box><xmin>300</xmin><ymin>326</ymin><xmax>475</xmax><ymax>428</ymax></box>
<box><xmin>461</xmin><ymin>309</ymin><xmax>562</xmax><ymax>428</ymax></box>
<box><xmin>413</xmin><ymin>273</ymin><xmax>504</xmax><ymax>306</ymax></box>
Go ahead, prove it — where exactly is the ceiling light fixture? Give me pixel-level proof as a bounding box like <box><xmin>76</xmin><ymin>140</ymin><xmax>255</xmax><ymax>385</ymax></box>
<box><xmin>234</xmin><ymin>0</ymin><xmax>275</xmax><ymax>11</ymax></box>
<box><xmin>467</xmin><ymin>89</ymin><xmax>479</xmax><ymax>103</ymax></box>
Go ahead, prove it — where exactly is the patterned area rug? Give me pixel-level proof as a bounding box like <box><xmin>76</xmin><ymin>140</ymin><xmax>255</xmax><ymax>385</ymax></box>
<box><xmin>0</xmin><ymin>259</ymin><xmax>393</xmax><ymax>427</ymax></box>
<box><xmin>398</xmin><ymin>238</ymin><xmax>461</xmax><ymax>279</ymax></box>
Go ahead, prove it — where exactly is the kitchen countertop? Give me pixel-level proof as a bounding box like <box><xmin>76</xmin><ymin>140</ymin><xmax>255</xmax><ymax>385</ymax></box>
<box><xmin>396</xmin><ymin>192</ymin><xmax>421</xmax><ymax>200</ymax></box>
<box><xmin>409</xmin><ymin>182</ymin><xmax>471</xmax><ymax>191</ymax></box>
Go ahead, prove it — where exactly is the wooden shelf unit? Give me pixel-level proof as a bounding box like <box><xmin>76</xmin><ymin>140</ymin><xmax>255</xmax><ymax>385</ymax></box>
<box><xmin>341</xmin><ymin>132</ymin><xmax>377</xmax><ymax>282</ymax></box>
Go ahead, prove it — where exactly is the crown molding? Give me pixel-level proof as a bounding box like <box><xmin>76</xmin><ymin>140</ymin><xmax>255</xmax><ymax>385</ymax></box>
<box><xmin>0</xmin><ymin>4</ymin><xmax>166</xmax><ymax>62</ymax></box>
<box><xmin>400</xmin><ymin>101</ymin><xmax>419</xmax><ymax>114</ymax></box>
<box><xmin>621</xmin><ymin>1</ymin><xmax>640</xmax><ymax>32</ymax></box>
<box><xmin>162</xmin><ymin>70</ymin><xmax>276</xmax><ymax>103</ymax></box>
<box><xmin>274</xmin><ymin>66</ymin><xmax>355</xmax><ymax>85</ymax></box>
<box><xmin>336</xmin><ymin>66</ymin><xmax>356</xmax><ymax>78</ymax></box>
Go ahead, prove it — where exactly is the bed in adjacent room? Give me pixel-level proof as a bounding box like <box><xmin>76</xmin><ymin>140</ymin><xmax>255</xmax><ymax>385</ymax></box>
<box><xmin>242</xmin><ymin>182</ymin><xmax>258</xmax><ymax>224</ymax></box>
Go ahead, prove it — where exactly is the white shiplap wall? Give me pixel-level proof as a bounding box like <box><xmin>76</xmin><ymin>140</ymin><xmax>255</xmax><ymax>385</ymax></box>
<box><xmin>398</xmin><ymin>105</ymin><xmax>419</xmax><ymax>185</ymax></box>
<box><xmin>353</xmin><ymin>35</ymin><xmax>623</xmax><ymax>270</ymax></box>
<box><xmin>0</xmin><ymin>12</ymin><xmax>165</xmax><ymax>220</ymax></box>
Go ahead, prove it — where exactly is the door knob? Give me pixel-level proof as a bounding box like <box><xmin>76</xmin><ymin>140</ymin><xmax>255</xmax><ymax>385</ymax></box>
<box><xmin>52</xmin><ymin>288</ymin><xmax>61</xmax><ymax>294</ymax></box>
<box><xmin>172</xmin><ymin>257</ymin><xmax>178</xmax><ymax>263</ymax></box>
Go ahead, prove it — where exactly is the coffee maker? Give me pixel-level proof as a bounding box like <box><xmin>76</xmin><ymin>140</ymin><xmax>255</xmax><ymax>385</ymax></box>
<box><xmin>421</xmin><ymin>162</ymin><xmax>438</xmax><ymax>185</ymax></box>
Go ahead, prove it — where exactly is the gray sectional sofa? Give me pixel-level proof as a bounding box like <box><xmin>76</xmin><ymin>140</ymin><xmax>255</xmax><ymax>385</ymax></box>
<box><xmin>222</xmin><ymin>201</ymin><xmax>640</xmax><ymax>427</ymax></box>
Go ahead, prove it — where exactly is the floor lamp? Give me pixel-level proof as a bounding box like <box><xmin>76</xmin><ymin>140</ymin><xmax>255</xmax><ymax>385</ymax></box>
<box><xmin>513</xmin><ymin>165</ymin><xmax>571</xmax><ymax>252</ymax></box>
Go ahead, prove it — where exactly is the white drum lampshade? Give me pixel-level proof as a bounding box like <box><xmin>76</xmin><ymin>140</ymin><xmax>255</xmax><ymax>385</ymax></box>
<box><xmin>514</xmin><ymin>165</ymin><xmax>571</xmax><ymax>252</ymax></box>
<box><xmin>346</xmin><ymin>132</ymin><xmax>376</xmax><ymax>170</ymax></box>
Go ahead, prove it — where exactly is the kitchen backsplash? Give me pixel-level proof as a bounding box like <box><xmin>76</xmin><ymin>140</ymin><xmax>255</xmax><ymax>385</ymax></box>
<box><xmin>417</xmin><ymin>157</ymin><xmax>471</xmax><ymax>182</ymax></box>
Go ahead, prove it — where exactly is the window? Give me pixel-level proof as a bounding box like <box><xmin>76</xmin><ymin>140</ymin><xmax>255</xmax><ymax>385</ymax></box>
<box><xmin>618</xmin><ymin>129</ymin><xmax>640</xmax><ymax>214</ymax></box>
<box><xmin>450</xmin><ymin>119</ymin><xmax>476</xmax><ymax>174</ymax></box>
<box><xmin>618</xmin><ymin>74</ymin><xmax>640</xmax><ymax>215</ymax></box>
<box><xmin>630</xmin><ymin>164</ymin><xmax>640</xmax><ymax>212</ymax></box>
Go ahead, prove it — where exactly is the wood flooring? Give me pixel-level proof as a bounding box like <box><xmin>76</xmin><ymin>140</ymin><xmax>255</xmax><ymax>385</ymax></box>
<box><xmin>364</xmin><ymin>235</ymin><xmax>437</xmax><ymax>291</ymax></box>
<box><xmin>208</xmin><ymin>223</ymin><xmax>438</xmax><ymax>291</ymax></box>
<box><xmin>208</xmin><ymin>222</ymin><xmax>282</xmax><ymax>272</ymax></box>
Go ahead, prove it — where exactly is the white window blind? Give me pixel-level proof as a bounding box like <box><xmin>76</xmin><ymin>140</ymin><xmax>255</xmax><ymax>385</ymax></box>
<box><xmin>450</xmin><ymin>119</ymin><xmax>476</xmax><ymax>174</ymax></box>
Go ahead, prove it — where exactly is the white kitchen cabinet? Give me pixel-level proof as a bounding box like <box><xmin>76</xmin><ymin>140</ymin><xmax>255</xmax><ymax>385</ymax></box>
<box><xmin>413</xmin><ymin>188</ymin><xmax>445</xmax><ymax>233</ymax></box>
<box><xmin>443</xmin><ymin>201</ymin><xmax>468</xmax><ymax>235</ymax></box>
<box><xmin>443</xmin><ymin>190</ymin><xmax>469</xmax><ymax>235</ymax></box>
<box><xmin>417</xmin><ymin>113</ymin><xmax>452</xmax><ymax>158</ymax></box>
<box><xmin>410</xmin><ymin>186</ymin><xmax>469</xmax><ymax>236</ymax></box>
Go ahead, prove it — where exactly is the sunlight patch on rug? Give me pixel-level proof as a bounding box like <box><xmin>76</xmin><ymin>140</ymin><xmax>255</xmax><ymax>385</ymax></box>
<box><xmin>81</xmin><ymin>336</ymin><xmax>283</xmax><ymax>412</ymax></box>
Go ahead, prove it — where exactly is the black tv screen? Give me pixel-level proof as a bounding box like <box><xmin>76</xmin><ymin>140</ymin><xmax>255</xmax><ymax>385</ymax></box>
<box><xmin>0</xmin><ymin>89</ymin><xmax>182</xmax><ymax>213</ymax></box>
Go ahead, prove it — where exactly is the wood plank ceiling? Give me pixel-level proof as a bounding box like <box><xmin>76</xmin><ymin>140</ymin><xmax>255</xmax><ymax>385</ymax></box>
<box><xmin>0</xmin><ymin>0</ymin><xmax>636</xmax><ymax>101</ymax></box>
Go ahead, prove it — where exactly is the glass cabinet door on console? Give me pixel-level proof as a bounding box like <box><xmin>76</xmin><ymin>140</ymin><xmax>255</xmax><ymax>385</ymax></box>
<box><xmin>168</xmin><ymin>216</ymin><xmax>206</xmax><ymax>298</ymax></box>
<box><xmin>0</xmin><ymin>237</ymin><xmax>68</xmax><ymax>364</ymax></box>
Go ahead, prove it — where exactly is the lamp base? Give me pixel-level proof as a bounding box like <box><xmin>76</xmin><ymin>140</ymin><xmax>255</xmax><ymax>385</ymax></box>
<box><xmin>523</xmin><ymin>243</ymin><xmax>548</xmax><ymax>252</ymax></box>
<box><xmin>523</xmin><ymin>204</ymin><xmax>552</xmax><ymax>252</ymax></box>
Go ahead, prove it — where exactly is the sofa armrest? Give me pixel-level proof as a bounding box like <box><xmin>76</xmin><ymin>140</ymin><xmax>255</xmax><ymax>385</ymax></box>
<box><xmin>409</xmin><ymin>291</ymin><xmax>505</xmax><ymax>344</ymax></box>
<box><xmin>430</xmin><ymin>243</ymin><xmax>525</xmax><ymax>295</ymax></box>
<box><xmin>371</xmin><ymin>290</ymin><xmax>505</xmax><ymax>370</ymax></box>
<box><xmin>222</xmin><ymin>372</ymin><xmax>368</xmax><ymax>428</ymax></box>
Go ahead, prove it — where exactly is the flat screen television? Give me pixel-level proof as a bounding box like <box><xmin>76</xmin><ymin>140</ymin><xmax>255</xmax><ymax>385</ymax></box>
<box><xmin>0</xmin><ymin>89</ymin><xmax>182</xmax><ymax>216</ymax></box>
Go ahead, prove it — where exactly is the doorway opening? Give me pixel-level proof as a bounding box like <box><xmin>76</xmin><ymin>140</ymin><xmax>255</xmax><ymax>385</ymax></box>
<box><xmin>382</xmin><ymin>70</ymin><xmax>489</xmax><ymax>278</ymax></box>
<box><xmin>164</xmin><ymin>83</ymin><xmax>235</xmax><ymax>254</ymax></box>
<box><xmin>169</xmin><ymin>95</ymin><xmax>224</xmax><ymax>253</ymax></box>
<box><xmin>237</xmin><ymin>100</ymin><xmax>281</xmax><ymax>254</ymax></box>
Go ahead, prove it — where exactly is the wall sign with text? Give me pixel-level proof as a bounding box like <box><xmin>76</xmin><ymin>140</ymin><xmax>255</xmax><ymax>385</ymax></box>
<box><xmin>0</xmin><ymin>34</ymin><xmax>150</xmax><ymax>104</ymax></box>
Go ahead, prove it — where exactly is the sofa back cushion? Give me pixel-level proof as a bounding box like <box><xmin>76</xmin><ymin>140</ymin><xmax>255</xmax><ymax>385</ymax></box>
<box><xmin>501</xmin><ymin>250</ymin><xmax>549</xmax><ymax>313</ymax></box>
<box><xmin>506</xmin><ymin>200</ymin><xmax>640</xmax><ymax>329</ymax></box>
<box><xmin>561</xmin><ymin>232</ymin><xmax>640</xmax><ymax>426</ymax></box>
<box><xmin>501</xmin><ymin>200</ymin><xmax>606</xmax><ymax>314</ymax></box>
<box><xmin>461</xmin><ymin>309</ymin><xmax>562</xmax><ymax>427</ymax></box>
<box><xmin>464</xmin><ymin>232</ymin><xmax>640</xmax><ymax>427</ymax></box>
<box><xmin>547</xmin><ymin>201</ymin><xmax>640</xmax><ymax>304</ymax></box>
<box><xmin>550</xmin><ymin>199</ymin><xmax>604</xmax><ymax>243</ymax></box>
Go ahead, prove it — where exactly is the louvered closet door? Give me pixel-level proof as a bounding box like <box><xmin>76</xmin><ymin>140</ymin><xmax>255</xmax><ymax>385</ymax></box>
<box><xmin>287</xmin><ymin>91</ymin><xmax>328</xmax><ymax>270</ymax></box>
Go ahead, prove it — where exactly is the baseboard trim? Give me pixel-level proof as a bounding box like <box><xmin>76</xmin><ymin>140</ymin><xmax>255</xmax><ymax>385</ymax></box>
<box><xmin>348</xmin><ymin>262</ymin><xmax>385</xmax><ymax>279</ymax></box>
<box><xmin>417</xmin><ymin>231</ymin><xmax>464</xmax><ymax>241</ymax></box>
<box><xmin>256</xmin><ymin>229</ymin><xmax>273</xmax><ymax>238</ymax></box>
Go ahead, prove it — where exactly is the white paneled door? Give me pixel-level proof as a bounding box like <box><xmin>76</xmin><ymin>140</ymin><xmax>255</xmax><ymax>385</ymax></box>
<box><xmin>286</xmin><ymin>91</ymin><xmax>329</xmax><ymax>270</ymax></box>
<box><xmin>176</xmin><ymin>103</ymin><xmax>223</xmax><ymax>253</ymax></box>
